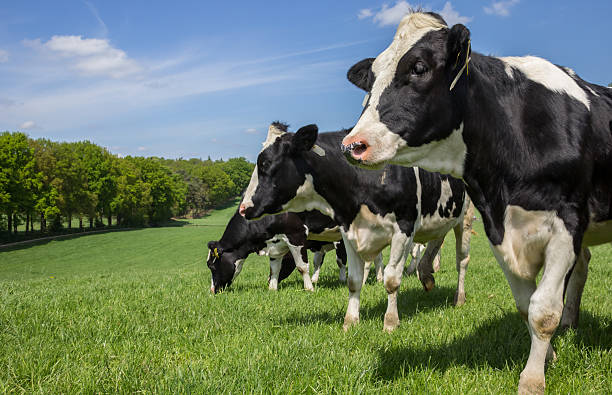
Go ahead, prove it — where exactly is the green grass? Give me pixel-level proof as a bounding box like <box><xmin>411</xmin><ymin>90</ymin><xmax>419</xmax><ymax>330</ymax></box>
<box><xmin>0</xmin><ymin>204</ymin><xmax>610</xmax><ymax>393</ymax></box>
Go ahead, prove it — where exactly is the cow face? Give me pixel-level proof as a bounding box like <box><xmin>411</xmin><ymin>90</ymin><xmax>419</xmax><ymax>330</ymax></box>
<box><xmin>341</xmin><ymin>12</ymin><xmax>471</xmax><ymax>178</ymax></box>
<box><xmin>206</xmin><ymin>241</ymin><xmax>238</xmax><ymax>294</ymax></box>
<box><xmin>240</xmin><ymin>124</ymin><xmax>323</xmax><ymax>220</ymax></box>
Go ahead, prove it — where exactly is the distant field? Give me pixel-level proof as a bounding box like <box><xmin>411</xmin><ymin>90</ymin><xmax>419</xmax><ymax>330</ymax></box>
<box><xmin>0</xmin><ymin>203</ymin><xmax>610</xmax><ymax>393</ymax></box>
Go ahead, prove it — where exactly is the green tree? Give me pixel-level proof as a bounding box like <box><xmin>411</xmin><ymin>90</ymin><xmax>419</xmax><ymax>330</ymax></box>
<box><xmin>30</xmin><ymin>138</ymin><xmax>61</xmax><ymax>232</ymax></box>
<box><xmin>221</xmin><ymin>157</ymin><xmax>255</xmax><ymax>196</ymax></box>
<box><xmin>198</xmin><ymin>164</ymin><xmax>235</xmax><ymax>207</ymax></box>
<box><xmin>0</xmin><ymin>132</ymin><xmax>39</xmax><ymax>234</ymax></box>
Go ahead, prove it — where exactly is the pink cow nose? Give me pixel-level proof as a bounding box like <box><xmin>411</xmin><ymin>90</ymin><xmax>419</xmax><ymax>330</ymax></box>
<box><xmin>239</xmin><ymin>204</ymin><xmax>247</xmax><ymax>216</ymax></box>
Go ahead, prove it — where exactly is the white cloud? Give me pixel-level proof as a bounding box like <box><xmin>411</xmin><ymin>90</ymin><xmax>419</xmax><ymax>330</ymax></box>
<box><xmin>439</xmin><ymin>2</ymin><xmax>473</xmax><ymax>26</ymax></box>
<box><xmin>358</xmin><ymin>9</ymin><xmax>373</xmax><ymax>20</ymax></box>
<box><xmin>244</xmin><ymin>128</ymin><xmax>258</xmax><ymax>134</ymax></box>
<box><xmin>484</xmin><ymin>0</ymin><xmax>519</xmax><ymax>17</ymax></box>
<box><xmin>373</xmin><ymin>1</ymin><xmax>414</xmax><ymax>27</ymax></box>
<box><xmin>29</xmin><ymin>35</ymin><xmax>141</xmax><ymax>78</ymax></box>
<box><xmin>0</xmin><ymin>49</ymin><xmax>8</xmax><ymax>63</ymax></box>
<box><xmin>137</xmin><ymin>146</ymin><xmax>147</xmax><ymax>151</ymax></box>
<box><xmin>19</xmin><ymin>120</ymin><xmax>37</xmax><ymax>129</ymax></box>
<box><xmin>359</xmin><ymin>1</ymin><xmax>472</xmax><ymax>27</ymax></box>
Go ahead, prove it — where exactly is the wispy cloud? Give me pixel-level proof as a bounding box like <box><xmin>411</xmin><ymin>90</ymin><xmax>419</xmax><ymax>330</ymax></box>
<box><xmin>26</xmin><ymin>35</ymin><xmax>141</xmax><ymax>78</ymax></box>
<box><xmin>439</xmin><ymin>2</ymin><xmax>473</xmax><ymax>26</ymax></box>
<box><xmin>83</xmin><ymin>1</ymin><xmax>109</xmax><ymax>37</ymax></box>
<box><xmin>0</xmin><ymin>35</ymin><xmax>350</xmax><ymax>140</ymax></box>
<box><xmin>0</xmin><ymin>49</ymin><xmax>8</xmax><ymax>63</ymax></box>
<box><xmin>357</xmin><ymin>9</ymin><xmax>373</xmax><ymax>20</ymax></box>
<box><xmin>19</xmin><ymin>120</ymin><xmax>37</xmax><ymax>129</ymax></box>
<box><xmin>244</xmin><ymin>128</ymin><xmax>258</xmax><ymax>134</ymax></box>
<box><xmin>484</xmin><ymin>0</ymin><xmax>520</xmax><ymax>17</ymax></box>
<box><xmin>358</xmin><ymin>1</ymin><xmax>472</xmax><ymax>27</ymax></box>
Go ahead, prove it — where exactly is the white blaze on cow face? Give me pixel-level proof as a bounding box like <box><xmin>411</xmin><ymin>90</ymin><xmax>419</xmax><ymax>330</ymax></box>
<box><xmin>240</xmin><ymin>123</ymin><xmax>287</xmax><ymax>215</ymax></box>
<box><xmin>343</xmin><ymin>13</ymin><xmax>446</xmax><ymax>167</ymax></box>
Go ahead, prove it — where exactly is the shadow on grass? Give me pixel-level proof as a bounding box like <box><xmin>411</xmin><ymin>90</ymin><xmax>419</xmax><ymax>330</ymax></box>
<box><xmin>373</xmin><ymin>310</ymin><xmax>611</xmax><ymax>381</ymax></box>
<box><xmin>276</xmin><ymin>284</ymin><xmax>457</xmax><ymax>326</ymax></box>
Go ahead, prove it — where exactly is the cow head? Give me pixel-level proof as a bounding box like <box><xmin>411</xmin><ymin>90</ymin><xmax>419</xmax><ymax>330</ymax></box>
<box><xmin>206</xmin><ymin>240</ymin><xmax>243</xmax><ymax>294</ymax></box>
<box><xmin>341</xmin><ymin>12</ymin><xmax>471</xmax><ymax>178</ymax></box>
<box><xmin>239</xmin><ymin>123</ymin><xmax>332</xmax><ymax>220</ymax></box>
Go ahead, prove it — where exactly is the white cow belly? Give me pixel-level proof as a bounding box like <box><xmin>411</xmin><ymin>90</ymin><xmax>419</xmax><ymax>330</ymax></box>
<box><xmin>261</xmin><ymin>235</ymin><xmax>290</xmax><ymax>257</ymax></box>
<box><xmin>345</xmin><ymin>205</ymin><xmax>399</xmax><ymax>261</ymax></box>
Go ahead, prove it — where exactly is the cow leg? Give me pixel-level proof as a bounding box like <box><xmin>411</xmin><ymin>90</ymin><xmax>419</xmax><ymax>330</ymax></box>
<box><xmin>286</xmin><ymin>243</ymin><xmax>314</xmax><ymax>292</ymax></box>
<box><xmin>432</xmin><ymin>249</ymin><xmax>441</xmax><ymax>272</ymax></box>
<box><xmin>336</xmin><ymin>241</ymin><xmax>347</xmax><ymax>283</ymax></box>
<box><xmin>404</xmin><ymin>243</ymin><xmax>423</xmax><ymax>275</ymax></box>
<box><xmin>560</xmin><ymin>247</ymin><xmax>590</xmax><ymax>329</ymax></box>
<box><xmin>492</xmin><ymin>223</ymin><xmax>575</xmax><ymax>395</ymax></box>
<box><xmin>268</xmin><ymin>257</ymin><xmax>283</xmax><ymax>291</ymax></box>
<box><xmin>519</xmin><ymin>235</ymin><xmax>575</xmax><ymax>395</ymax></box>
<box><xmin>383</xmin><ymin>233</ymin><xmax>411</xmax><ymax>332</ymax></box>
<box><xmin>453</xmin><ymin>203</ymin><xmax>474</xmax><ymax>306</ymax></box>
<box><xmin>342</xmin><ymin>233</ymin><xmax>365</xmax><ymax>331</ymax></box>
<box><xmin>374</xmin><ymin>253</ymin><xmax>384</xmax><ymax>282</ymax></box>
<box><xmin>416</xmin><ymin>238</ymin><xmax>444</xmax><ymax>292</ymax></box>
<box><xmin>311</xmin><ymin>249</ymin><xmax>325</xmax><ymax>284</ymax></box>
<box><xmin>362</xmin><ymin>260</ymin><xmax>372</xmax><ymax>285</ymax></box>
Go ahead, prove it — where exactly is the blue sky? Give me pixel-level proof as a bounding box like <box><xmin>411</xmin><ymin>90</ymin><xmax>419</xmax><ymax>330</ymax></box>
<box><xmin>1</xmin><ymin>1</ymin><xmax>610</xmax><ymax>161</ymax></box>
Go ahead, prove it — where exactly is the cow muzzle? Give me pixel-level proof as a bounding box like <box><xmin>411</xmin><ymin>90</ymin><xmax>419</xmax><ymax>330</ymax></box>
<box><xmin>239</xmin><ymin>203</ymin><xmax>247</xmax><ymax>217</ymax></box>
<box><xmin>340</xmin><ymin>137</ymin><xmax>370</xmax><ymax>163</ymax></box>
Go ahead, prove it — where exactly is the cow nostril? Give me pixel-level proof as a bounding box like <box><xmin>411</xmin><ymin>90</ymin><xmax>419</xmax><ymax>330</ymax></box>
<box><xmin>352</xmin><ymin>142</ymin><xmax>368</xmax><ymax>156</ymax></box>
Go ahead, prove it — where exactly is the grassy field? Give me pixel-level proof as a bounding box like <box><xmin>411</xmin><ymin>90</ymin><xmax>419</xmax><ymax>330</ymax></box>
<box><xmin>0</xmin><ymin>203</ymin><xmax>610</xmax><ymax>394</ymax></box>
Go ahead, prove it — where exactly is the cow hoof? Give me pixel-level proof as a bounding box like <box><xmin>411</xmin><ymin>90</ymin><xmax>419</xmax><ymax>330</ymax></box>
<box><xmin>312</xmin><ymin>274</ymin><xmax>320</xmax><ymax>283</ymax></box>
<box><xmin>518</xmin><ymin>373</ymin><xmax>545</xmax><ymax>395</ymax></box>
<box><xmin>304</xmin><ymin>286</ymin><xmax>315</xmax><ymax>292</ymax></box>
<box><xmin>422</xmin><ymin>277</ymin><xmax>435</xmax><ymax>292</ymax></box>
<box><xmin>454</xmin><ymin>292</ymin><xmax>466</xmax><ymax>306</ymax></box>
<box><xmin>376</xmin><ymin>275</ymin><xmax>384</xmax><ymax>283</ymax></box>
<box><xmin>343</xmin><ymin>315</ymin><xmax>359</xmax><ymax>332</ymax></box>
<box><xmin>383</xmin><ymin>312</ymin><xmax>399</xmax><ymax>333</ymax></box>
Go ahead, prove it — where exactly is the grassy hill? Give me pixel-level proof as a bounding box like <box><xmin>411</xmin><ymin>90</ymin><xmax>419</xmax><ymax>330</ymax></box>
<box><xmin>0</xmin><ymin>203</ymin><xmax>610</xmax><ymax>393</ymax></box>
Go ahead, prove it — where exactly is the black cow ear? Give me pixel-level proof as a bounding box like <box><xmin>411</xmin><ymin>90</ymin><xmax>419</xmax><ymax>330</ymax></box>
<box><xmin>208</xmin><ymin>241</ymin><xmax>223</xmax><ymax>257</ymax></box>
<box><xmin>293</xmin><ymin>124</ymin><xmax>318</xmax><ymax>152</ymax></box>
<box><xmin>446</xmin><ymin>24</ymin><xmax>471</xmax><ymax>72</ymax></box>
<box><xmin>347</xmin><ymin>58</ymin><xmax>375</xmax><ymax>92</ymax></box>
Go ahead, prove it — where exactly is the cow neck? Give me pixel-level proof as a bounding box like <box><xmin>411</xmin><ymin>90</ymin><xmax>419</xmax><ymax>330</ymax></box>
<box><xmin>300</xmin><ymin>138</ymin><xmax>369</xmax><ymax>229</ymax></box>
<box><xmin>459</xmin><ymin>53</ymin><xmax>523</xmax><ymax>245</ymax></box>
<box><xmin>220</xmin><ymin>211</ymin><xmax>270</xmax><ymax>258</ymax></box>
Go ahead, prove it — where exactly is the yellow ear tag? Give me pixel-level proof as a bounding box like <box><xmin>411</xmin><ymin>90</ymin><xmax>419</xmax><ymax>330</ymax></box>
<box><xmin>213</xmin><ymin>248</ymin><xmax>219</xmax><ymax>258</ymax></box>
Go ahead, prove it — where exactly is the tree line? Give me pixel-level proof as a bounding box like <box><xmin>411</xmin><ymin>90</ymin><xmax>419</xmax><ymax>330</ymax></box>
<box><xmin>0</xmin><ymin>131</ymin><xmax>254</xmax><ymax>238</ymax></box>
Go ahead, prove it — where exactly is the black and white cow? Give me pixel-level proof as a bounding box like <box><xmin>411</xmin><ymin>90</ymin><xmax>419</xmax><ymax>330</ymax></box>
<box><xmin>340</xmin><ymin>11</ymin><xmax>610</xmax><ymax>394</ymax></box>
<box><xmin>240</xmin><ymin>123</ymin><xmax>473</xmax><ymax>332</ymax></box>
<box><xmin>207</xmin><ymin>208</ymin><xmax>345</xmax><ymax>293</ymax></box>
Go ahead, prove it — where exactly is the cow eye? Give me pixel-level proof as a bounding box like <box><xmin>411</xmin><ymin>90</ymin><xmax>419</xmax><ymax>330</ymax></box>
<box><xmin>411</xmin><ymin>61</ymin><xmax>427</xmax><ymax>76</ymax></box>
<box><xmin>260</xmin><ymin>160</ymin><xmax>271</xmax><ymax>171</ymax></box>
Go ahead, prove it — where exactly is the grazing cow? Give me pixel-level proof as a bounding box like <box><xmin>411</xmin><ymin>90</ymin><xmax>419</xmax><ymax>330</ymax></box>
<box><xmin>240</xmin><ymin>123</ymin><xmax>473</xmax><ymax>333</ymax></box>
<box><xmin>341</xmin><ymin>11</ymin><xmax>610</xmax><ymax>393</ymax></box>
<box><xmin>207</xmin><ymin>209</ymin><xmax>345</xmax><ymax>293</ymax></box>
